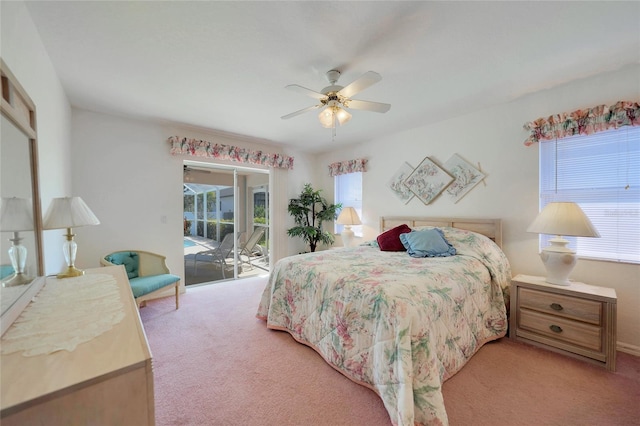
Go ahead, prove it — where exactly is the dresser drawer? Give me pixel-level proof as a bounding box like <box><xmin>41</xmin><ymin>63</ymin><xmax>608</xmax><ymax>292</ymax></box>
<box><xmin>519</xmin><ymin>287</ymin><xmax>602</xmax><ymax>325</ymax></box>
<box><xmin>519</xmin><ymin>308</ymin><xmax>602</xmax><ymax>351</ymax></box>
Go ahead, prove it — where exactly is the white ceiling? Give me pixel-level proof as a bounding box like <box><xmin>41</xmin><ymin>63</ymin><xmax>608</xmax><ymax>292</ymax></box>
<box><xmin>25</xmin><ymin>1</ymin><xmax>640</xmax><ymax>154</ymax></box>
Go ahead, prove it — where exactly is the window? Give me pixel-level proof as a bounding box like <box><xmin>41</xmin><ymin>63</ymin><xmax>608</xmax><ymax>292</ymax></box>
<box><xmin>334</xmin><ymin>172</ymin><xmax>363</xmax><ymax>237</ymax></box>
<box><xmin>539</xmin><ymin>126</ymin><xmax>640</xmax><ymax>263</ymax></box>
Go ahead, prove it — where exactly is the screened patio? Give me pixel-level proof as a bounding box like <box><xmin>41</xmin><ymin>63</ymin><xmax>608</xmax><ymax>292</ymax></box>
<box><xmin>183</xmin><ymin>182</ymin><xmax>268</xmax><ymax>285</ymax></box>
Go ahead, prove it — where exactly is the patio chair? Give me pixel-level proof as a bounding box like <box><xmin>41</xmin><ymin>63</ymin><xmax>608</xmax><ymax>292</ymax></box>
<box><xmin>193</xmin><ymin>232</ymin><xmax>236</xmax><ymax>278</ymax></box>
<box><xmin>238</xmin><ymin>227</ymin><xmax>266</xmax><ymax>269</ymax></box>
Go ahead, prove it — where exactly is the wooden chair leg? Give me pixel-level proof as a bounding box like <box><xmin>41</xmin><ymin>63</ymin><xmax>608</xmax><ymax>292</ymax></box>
<box><xmin>175</xmin><ymin>282</ymin><xmax>180</xmax><ymax>310</ymax></box>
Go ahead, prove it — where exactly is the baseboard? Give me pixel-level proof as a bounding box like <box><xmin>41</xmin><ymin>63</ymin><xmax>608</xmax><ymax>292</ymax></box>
<box><xmin>617</xmin><ymin>342</ymin><xmax>640</xmax><ymax>357</ymax></box>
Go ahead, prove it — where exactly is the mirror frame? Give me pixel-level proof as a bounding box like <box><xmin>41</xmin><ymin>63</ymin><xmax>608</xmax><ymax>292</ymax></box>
<box><xmin>1</xmin><ymin>59</ymin><xmax>45</xmax><ymax>335</ymax></box>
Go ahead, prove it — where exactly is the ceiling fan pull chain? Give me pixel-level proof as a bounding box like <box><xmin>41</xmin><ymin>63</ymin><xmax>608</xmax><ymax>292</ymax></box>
<box><xmin>332</xmin><ymin>116</ymin><xmax>337</xmax><ymax>141</ymax></box>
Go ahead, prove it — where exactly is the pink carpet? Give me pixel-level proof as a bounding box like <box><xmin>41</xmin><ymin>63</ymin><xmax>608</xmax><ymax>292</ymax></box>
<box><xmin>139</xmin><ymin>276</ymin><xmax>640</xmax><ymax>426</ymax></box>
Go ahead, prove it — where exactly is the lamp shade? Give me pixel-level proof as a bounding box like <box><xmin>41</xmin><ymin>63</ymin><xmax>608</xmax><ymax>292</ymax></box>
<box><xmin>44</xmin><ymin>197</ymin><xmax>100</xmax><ymax>230</ymax></box>
<box><xmin>337</xmin><ymin>207</ymin><xmax>362</xmax><ymax>226</ymax></box>
<box><xmin>527</xmin><ymin>202</ymin><xmax>599</xmax><ymax>238</ymax></box>
<box><xmin>0</xmin><ymin>197</ymin><xmax>33</xmax><ymax>232</ymax></box>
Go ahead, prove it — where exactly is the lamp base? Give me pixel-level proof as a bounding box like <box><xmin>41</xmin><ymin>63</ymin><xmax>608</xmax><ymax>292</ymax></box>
<box><xmin>540</xmin><ymin>246</ymin><xmax>577</xmax><ymax>286</ymax></box>
<box><xmin>57</xmin><ymin>265</ymin><xmax>85</xmax><ymax>279</ymax></box>
<box><xmin>341</xmin><ymin>227</ymin><xmax>355</xmax><ymax>248</ymax></box>
<box><xmin>2</xmin><ymin>272</ymin><xmax>32</xmax><ymax>287</ymax></box>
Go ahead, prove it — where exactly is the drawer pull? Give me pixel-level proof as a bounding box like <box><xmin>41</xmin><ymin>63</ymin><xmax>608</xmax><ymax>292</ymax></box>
<box><xmin>550</xmin><ymin>303</ymin><xmax>563</xmax><ymax>311</ymax></box>
<box><xmin>549</xmin><ymin>325</ymin><xmax>563</xmax><ymax>333</ymax></box>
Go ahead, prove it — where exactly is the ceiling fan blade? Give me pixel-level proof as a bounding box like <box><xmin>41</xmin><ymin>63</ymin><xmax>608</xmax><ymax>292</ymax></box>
<box><xmin>338</xmin><ymin>71</ymin><xmax>382</xmax><ymax>98</ymax></box>
<box><xmin>346</xmin><ymin>99</ymin><xmax>391</xmax><ymax>113</ymax></box>
<box><xmin>281</xmin><ymin>104</ymin><xmax>322</xmax><ymax>120</ymax></box>
<box><xmin>285</xmin><ymin>84</ymin><xmax>327</xmax><ymax>100</ymax></box>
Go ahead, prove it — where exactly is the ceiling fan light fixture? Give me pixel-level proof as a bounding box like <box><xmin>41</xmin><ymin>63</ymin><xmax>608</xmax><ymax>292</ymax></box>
<box><xmin>318</xmin><ymin>108</ymin><xmax>334</xmax><ymax>128</ymax></box>
<box><xmin>318</xmin><ymin>106</ymin><xmax>351</xmax><ymax>128</ymax></box>
<box><xmin>335</xmin><ymin>107</ymin><xmax>351</xmax><ymax>126</ymax></box>
<box><xmin>285</xmin><ymin>69</ymin><xmax>389</xmax><ymax>137</ymax></box>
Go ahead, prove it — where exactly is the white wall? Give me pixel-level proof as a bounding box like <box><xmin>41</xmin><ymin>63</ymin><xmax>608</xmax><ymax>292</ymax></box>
<box><xmin>70</xmin><ymin>109</ymin><xmax>311</xmax><ymax>293</ymax></box>
<box><xmin>1</xmin><ymin>0</ymin><xmax>72</xmax><ymax>274</ymax></box>
<box><xmin>317</xmin><ymin>63</ymin><xmax>640</xmax><ymax>352</ymax></box>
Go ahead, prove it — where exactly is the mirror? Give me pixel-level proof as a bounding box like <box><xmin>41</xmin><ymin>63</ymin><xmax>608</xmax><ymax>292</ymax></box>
<box><xmin>0</xmin><ymin>59</ymin><xmax>44</xmax><ymax>322</ymax></box>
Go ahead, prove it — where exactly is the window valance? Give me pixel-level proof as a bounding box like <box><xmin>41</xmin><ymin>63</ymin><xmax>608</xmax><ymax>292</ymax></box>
<box><xmin>168</xmin><ymin>136</ymin><xmax>294</xmax><ymax>170</ymax></box>
<box><xmin>523</xmin><ymin>100</ymin><xmax>640</xmax><ymax>146</ymax></box>
<box><xmin>328</xmin><ymin>158</ymin><xmax>368</xmax><ymax>177</ymax></box>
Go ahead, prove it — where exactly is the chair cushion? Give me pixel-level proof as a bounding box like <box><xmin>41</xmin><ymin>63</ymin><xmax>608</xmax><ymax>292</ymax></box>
<box><xmin>105</xmin><ymin>252</ymin><xmax>139</xmax><ymax>279</ymax></box>
<box><xmin>129</xmin><ymin>274</ymin><xmax>180</xmax><ymax>298</ymax></box>
<box><xmin>0</xmin><ymin>264</ymin><xmax>15</xmax><ymax>279</ymax></box>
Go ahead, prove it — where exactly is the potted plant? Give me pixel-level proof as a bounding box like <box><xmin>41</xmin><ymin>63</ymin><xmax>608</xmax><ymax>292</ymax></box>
<box><xmin>183</xmin><ymin>217</ymin><xmax>192</xmax><ymax>236</ymax></box>
<box><xmin>287</xmin><ymin>183</ymin><xmax>342</xmax><ymax>252</ymax></box>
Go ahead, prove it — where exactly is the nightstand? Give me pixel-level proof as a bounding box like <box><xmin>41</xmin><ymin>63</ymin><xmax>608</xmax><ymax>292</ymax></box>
<box><xmin>509</xmin><ymin>274</ymin><xmax>617</xmax><ymax>371</ymax></box>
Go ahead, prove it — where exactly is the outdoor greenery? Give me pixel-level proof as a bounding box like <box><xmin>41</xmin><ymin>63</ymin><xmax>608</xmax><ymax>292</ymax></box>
<box><xmin>254</xmin><ymin>205</ymin><xmax>266</xmax><ymax>220</ymax></box>
<box><xmin>287</xmin><ymin>183</ymin><xmax>341</xmax><ymax>252</ymax></box>
<box><xmin>183</xmin><ymin>190</ymin><xmax>217</xmax><ymax>218</ymax></box>
<box><xmin>253</xmin><ymin>205</ymin><xmax>268</xmax><ymax>246</ymax></box>
<box><xmin>184</xmin><ymin>184</ymin><xmax>268</xmax><ymax>246</ymax></box>
<box><xmin>195</xmin><ymin>220</ymin><xmax>234</xmax><ymax>241</ymax></box>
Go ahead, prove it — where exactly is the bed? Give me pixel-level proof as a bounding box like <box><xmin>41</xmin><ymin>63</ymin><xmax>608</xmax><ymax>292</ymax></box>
<box><xmin>257</xmin><ymin>217</ymin><xmax>511</xmax><ymax>426</ymax></box>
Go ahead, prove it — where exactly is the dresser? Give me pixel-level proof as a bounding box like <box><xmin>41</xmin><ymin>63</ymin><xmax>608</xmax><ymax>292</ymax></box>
<box><xmin>0</xmin><ymin>266</ymin><xmax>155</xmax><ymax>425</ymax></box>
<box><xmin>509</xmin><ymin>274</ymin><xmax>617</xmax><ymax>371</ymax></box>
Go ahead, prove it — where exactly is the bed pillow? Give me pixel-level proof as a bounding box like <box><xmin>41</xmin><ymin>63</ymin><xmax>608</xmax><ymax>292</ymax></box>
<box><xmin>399</xmin><ymin>228</ymin><xmax>457</xmax><ymax>258</ymax></box>
<box><xmin>377</xmin><ymin>224</ymin><xmax>412</xmax><ymax>251</ymax></box>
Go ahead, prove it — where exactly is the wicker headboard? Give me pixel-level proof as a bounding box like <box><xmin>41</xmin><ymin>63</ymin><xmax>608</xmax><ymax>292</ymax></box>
<box><xmin>380</xmin><ymin>216</ymin><xmax>502</xmax><ymax>248</ymax></box>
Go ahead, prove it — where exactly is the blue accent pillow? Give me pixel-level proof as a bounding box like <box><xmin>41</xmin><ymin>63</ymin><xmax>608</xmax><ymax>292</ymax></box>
<box><xmin>399</xmin><ymin>228</ymin><xmax>457</xmax><ymax>258</ymax></box>
<box><xmin>105</xmin><ymin>251</ymin><xmax>139</xmax><ymax>279</ymax></box>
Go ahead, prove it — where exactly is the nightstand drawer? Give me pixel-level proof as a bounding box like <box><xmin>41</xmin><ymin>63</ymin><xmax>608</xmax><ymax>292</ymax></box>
<box><xmin>519</xmin><ymin>308</ymin><xmax>602</xmax><ymax>351</ymax></box>
<box><xmin>519</xmin><ymin>288</ymin><xmax>602</xmax><ymax>325</ymax></box>
<box><xmin>510</xmin><ymin>275</ymin><xmax>616</xmax><ymax>371</ymax></box>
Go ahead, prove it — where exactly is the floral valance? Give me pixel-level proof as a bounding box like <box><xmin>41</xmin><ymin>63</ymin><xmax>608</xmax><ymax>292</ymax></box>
<box><xmin>168</xmin><ymin>136</ymin><xmax>294</xmax><ymax>170</ymax></box>
<box><xmin>328</xmin><ymin>158</ymin><xmax>368</xmax><ymax>177</ymax></box>
<box><xmin>523</xmin><ymin>100</ymin><xmax>640</xmax><ymax>146</ymax></box>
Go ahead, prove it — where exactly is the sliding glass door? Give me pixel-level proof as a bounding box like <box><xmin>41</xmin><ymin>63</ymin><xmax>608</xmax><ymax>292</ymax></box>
<box><xmin>183</xmin><ymin>162</ymin><xmax>269</xmax><ymax>285</ymax></box>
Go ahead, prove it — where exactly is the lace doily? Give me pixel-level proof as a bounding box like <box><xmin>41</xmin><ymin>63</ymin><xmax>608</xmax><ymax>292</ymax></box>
<box><xmin>1</xmin><ymin>274</ymin><xmax>125</xmax><ymax>357</ymax></box>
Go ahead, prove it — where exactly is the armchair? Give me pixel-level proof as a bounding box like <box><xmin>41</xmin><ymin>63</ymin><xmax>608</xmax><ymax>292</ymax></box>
<box><xmin>101</xmin><ymin>250</ymin><xmax>180</xmax><ymax>309</ymax></box>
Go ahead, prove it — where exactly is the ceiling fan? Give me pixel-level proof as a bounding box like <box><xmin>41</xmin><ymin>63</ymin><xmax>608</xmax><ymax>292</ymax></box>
<box><xmin>281</xmin><ymin>70</ymin><xmax>391</xmax><ymax>135</ymax></box>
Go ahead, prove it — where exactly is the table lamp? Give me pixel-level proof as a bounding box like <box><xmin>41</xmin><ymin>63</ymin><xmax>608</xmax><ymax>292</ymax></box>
<box><xmin>44</xmin><ymin>196</ymin><xmax>100</xmax><ymax>278</ymax></box>
<box><xmin>336</xmin><ymin>207</ymin><xmax>361</xmax><ymax>248</ymax></box>
<box><xmin>527</xmin><ymin>202</ymin><xmax>600</xmax><ymax>285</ymax></box>
<box><xmin>0</xmin><ymin>197</ymin><xmax>33</xmax><ymax>286</ymax></box>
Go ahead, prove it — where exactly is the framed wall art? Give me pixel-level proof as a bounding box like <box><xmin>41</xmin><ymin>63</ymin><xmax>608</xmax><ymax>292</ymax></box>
<box><xmin>388</xmin><ymin>162</ymin><xmax>415</xmax><ymax>204</ymax></box>
<box><xmin>444</xmin><ymin>154</ymin><xmax>486</xmax><ymax>203</ymax></box>
<box><xmin>403</xmin><ymin>157</ymin><xmax>453</xmax><ymax>205</ymax></box>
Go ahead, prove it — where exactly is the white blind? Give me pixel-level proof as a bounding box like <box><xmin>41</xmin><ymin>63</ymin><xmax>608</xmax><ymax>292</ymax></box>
<box><xmin>334</xmin><ymin>172</ymin><xmax>363</xmax><ymax>237</ymax></box>
<box><xmin>539</xmin><ymin>126</ymin><xmax>640</xmax><ymax>263</ymax></box>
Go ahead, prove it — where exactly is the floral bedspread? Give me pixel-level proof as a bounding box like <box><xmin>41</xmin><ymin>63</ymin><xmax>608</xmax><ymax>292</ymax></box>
<box><xmin>257</xmin><ymin>227</ymin><xmax>511</xmax><ymax>426</ymax></box>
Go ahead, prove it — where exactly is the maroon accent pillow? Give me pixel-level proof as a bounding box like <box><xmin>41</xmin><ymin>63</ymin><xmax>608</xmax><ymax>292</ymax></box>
<box><xmin>377</xmin><ymin>224</ymin><xmax>412</xmax><ymax>251</ymax></box>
